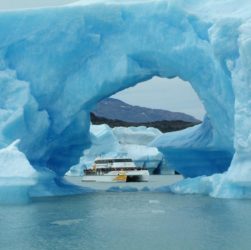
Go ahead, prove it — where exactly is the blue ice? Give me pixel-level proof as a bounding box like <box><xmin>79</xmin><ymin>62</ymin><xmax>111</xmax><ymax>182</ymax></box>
<box><xmin>0</xmin><ymin>0</ymin><xmax>251</xmax><ymax>200</ymax></box>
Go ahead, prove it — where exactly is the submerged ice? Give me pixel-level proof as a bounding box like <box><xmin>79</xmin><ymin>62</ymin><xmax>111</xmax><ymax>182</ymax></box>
<box><xmin>0</xmin><ymin>0</ymin><xmax>251</xmax><ymax>200</ymax></box>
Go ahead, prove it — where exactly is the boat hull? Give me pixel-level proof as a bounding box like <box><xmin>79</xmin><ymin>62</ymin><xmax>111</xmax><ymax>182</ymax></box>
<box><xmin>82</xmin><ymin>170</ymin><xmax>149</xmax><ymax>182</ymax></box>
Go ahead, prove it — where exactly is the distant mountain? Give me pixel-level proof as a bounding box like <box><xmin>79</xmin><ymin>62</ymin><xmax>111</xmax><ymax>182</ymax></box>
<box><xmin>90</xmin><ymin>113</ymin><xmax>200</xmax><ymax>133</ymax></box>
<box><xmin>92</xmin><ymin>98</ymin><xmax>200</xmax><ymax>123</ymax></box>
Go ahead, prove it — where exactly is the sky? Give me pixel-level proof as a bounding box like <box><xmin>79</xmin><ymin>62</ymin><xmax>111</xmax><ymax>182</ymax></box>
<box><xmin>113</xmin><ymin>77</ymin><xmax>205</xmax><ymax>120</ymax></box>
<box><xmin>0</xmin><ymin>0</ymin><xmax>206</xmax><ymax>120</ymax></box>
<box><xmin>0</xmin><ymin>0</ymin><xmax>76</xmax><ymax>9</ymax></box>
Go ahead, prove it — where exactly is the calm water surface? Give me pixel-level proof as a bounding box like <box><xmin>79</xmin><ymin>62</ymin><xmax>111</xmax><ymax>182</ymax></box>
<box><xmin>1</xmin><ymin>192</ymin><xmax>251</xmax><ymax>250</ymax></box>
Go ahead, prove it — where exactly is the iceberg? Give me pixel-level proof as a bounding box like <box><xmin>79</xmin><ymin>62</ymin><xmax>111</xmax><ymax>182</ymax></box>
<box><xmin>151</xmin><ymin>117</ymin><xmax>233</xmax><ymax>177</ymax></box>
<box><xmin>0</xmin><ymin>140</ymin><xmax>37</xmax><ymax>203</ymax></box>
<box><xmin>0</xmin><ymin>0</ymin><xmax>251</xmax><ymax>199</ymax></box>
<box><xmin>113</xmin><ymin>126</ymin><xmax>162</xmax><ymax>145</ymax></box>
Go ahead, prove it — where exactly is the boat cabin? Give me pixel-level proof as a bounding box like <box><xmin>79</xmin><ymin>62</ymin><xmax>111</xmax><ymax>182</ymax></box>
<box><xmin>84</xmin><ymin>158</ymin><xmax>145</xmax><ymax>175</ymax></box>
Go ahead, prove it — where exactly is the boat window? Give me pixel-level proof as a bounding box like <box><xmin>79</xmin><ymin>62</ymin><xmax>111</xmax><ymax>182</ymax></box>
<box><xmin>95</xmin><ymin>159</ymin><xmax>132</xmax><ymax>164</ymax></box>
<box><xmin>95</xmin><ymin>160</ymin><xmax>111</xmax><ymax>164</ymax></box>
<box><xmin>113</xmin><ymin>159</ymin><xmax>132</xmax><ymax>163</ymax></box>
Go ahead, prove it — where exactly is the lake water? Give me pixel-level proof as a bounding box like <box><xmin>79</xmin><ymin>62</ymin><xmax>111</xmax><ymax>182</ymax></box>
<box><xmin>1</xmin><ymin>192</ymin><xmax>251</xmax><ymax>250</ymax></box>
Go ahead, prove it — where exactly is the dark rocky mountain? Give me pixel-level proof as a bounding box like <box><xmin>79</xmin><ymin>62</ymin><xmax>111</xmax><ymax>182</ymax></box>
<box><xmin>91</xmin><ymin>113</ymin><xmax>200</xmax><ymax>133</ymax></box>
<box><xmin>91</xmin><ymin>98</ymin><xmax>201</xmax><ymax>133</ymax></box>
<box><xmin>92</xmin><ymin>98</ymin><xmax>200</xmax><ymax>123</ymax></box>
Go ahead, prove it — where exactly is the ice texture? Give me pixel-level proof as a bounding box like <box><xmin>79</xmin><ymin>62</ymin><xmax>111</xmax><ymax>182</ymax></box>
<box><xmin>66</xmin><ymin>124</ymin><xmax>163</xmax><ymax>176</ymax></box>
<box><xmin>0</xmin><ymin>0</ymin><xmax>251</xmax><ymax>198</ymax></box>
<box><xmin>113</xmin><ymin>126</ymin><xmax>162</xmax><ymax>145</ymax></box>
<box><xmin>151</xmin><ymin>117</ymin><xmax>233</xmax><ymax>177</ymax></box>
<box><xmin>0</xmin><ymin>140</ymin><xmax>37</xmax><ymax>203</ymax></box>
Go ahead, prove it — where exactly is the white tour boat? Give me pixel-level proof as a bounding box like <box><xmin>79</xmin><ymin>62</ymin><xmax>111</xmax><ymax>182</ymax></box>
<box><xmin>82</xmin><ymin>158</ymin><xmax>149</xmax><ymax>182</ymax></box>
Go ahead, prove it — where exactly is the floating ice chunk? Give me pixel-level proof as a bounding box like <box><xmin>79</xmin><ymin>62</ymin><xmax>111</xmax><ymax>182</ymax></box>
<box><xmin>149</xmin><ymin>199</ymin><xmax>160</xmax><ymax>204</ymax></box>
<box><xmin>0</xmin><ymin>139</ymin><xmax>37</xmax><ymax>179</ymax></box>
<box><xmin>113</xmin><ymin>126</ymin><xmax>162</xmax><ymax>145</ymax></box>
<box><xmin>0</xmin><ymin>140</ymin><xmax>37</xmax><ymax>204</ymax></box>
<box><xmin>151</xmin><ymin>209</ymin><xmax>165</xmax><ymax>214</ymax></box>
<box><xmin>51</xmin><ymin>219</ymin><xmax>84</xmax><ymax>226</ymax></box>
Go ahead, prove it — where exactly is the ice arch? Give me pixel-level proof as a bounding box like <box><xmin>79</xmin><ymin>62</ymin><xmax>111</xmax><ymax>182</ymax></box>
<box><xmin>0</xmin><ymin>0</ymin><xmax>251</xmax><ymax>198</ymax></box>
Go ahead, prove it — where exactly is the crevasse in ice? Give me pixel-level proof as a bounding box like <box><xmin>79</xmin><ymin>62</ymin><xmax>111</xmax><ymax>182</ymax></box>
<box><xmin>0</xmin><ymin>0</ymin><xmax>251</xmax><ymax>199</ymax></box>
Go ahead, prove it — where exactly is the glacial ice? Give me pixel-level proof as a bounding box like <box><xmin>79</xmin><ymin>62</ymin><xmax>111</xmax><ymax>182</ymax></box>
<box><xmin>0</xmin><ymin>0</ymin><xmax>251</xmax><ymax>199</ymax></box>
<box><xmin>151</xmin><ymin>117</ymin><xmax>233</xmax><ymax>177</ymax></box>
<box><xmin>0</xmin><ymin>140</ymin><xmax>37</xmax><ymax>203</ymax></box>
<box><xmin>66</xmin><ymin>124</ymin><xmax>163</xmax><ymax>176</ymax></box>
<box><xmin>113</xmin><ymin>126</ymin><xmax>162</xmax><ymax>145</ymax></box>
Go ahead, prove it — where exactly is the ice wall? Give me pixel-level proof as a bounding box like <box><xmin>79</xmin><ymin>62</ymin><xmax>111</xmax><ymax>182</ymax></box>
<box><xmin>0</xmin><ymin>0</ymin><xmax>251</xmax><ymax>198</ymax></box>
<box><xmin>151</xmin><ymin>117</ymin><xmax>233</xmax><ymax>177</ymax></box>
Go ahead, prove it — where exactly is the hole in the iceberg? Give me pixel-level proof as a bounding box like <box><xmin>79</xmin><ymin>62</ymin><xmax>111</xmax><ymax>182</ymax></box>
<box><xmin>67</xmin><ymin>76</ymin><xmax>208</xmax><ymax>179</ymax></box>
<box><xmin>91</xmin><ymin>76</ymin><xmax>205</xmax><ymax>131</ymax></box>
<box><xmin>83</xmin><ymin>76</ymin><xmax>232</xmax><ymax>179</ymax></box>
<box><xmin>112</xmin><ymin>76</ymin><xmax>205</xmax><ymax>121</ymax></box>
